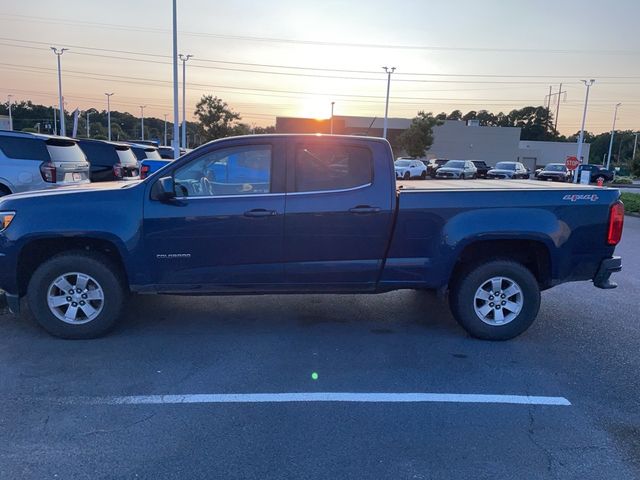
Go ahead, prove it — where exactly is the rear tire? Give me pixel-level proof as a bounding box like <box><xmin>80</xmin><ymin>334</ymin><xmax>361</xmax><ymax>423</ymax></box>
<box><xmin>460</xmin><ymin>173</ymin><xmax>466</xmax><ymax>180</ymax></box>
<box><xmin>404</xmin><ymin>171</ymin><xmax>411</xmax><ymax>180</ymax></box>
<box><xmin>448</xmin><ymin>260</ymin><xmax>540</xmax><ymax>340</ymax></box>
<box><xmin>27</xmin><ymin>251</ymin><xmax>126</xmax><ymax>339</ymax></box>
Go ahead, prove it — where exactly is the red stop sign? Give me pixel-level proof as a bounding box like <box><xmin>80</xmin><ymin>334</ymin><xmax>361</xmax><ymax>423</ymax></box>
<box><xmin>565</xmin><ymin>156</ymin><xmax>580</xmax><ymax>171</ymax></box>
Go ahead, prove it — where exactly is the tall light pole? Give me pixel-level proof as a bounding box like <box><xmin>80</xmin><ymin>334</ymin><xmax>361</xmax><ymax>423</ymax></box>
<box><xmin>164</xmin><ymin>114</ymin><xmax>168</xmax><ymax>146</ymax></box>
<box><xmin>172</xmin><ymin>0</ymin><xmax>180</xmax><ymax>159</ymax></box>
<box><xmin>179</xmin><ymin>54</ymin><xmax>193</xmax><ymax>149</ymax></box>
<box><xmin>105</xmin><ymin>93</ymin><xmax>114</xmax><ymax>141</ymax></box>
<box><xmin>632</xmin><ymin>132</ymin><xmax>638</xmax><ymax>166</ymax></box>
<box><xmin>139</xmin><ymin>105</ymin><xmax>147</xmax><ymax>141</ymax></box>
<box><xmin>606</xmin><ymin>103</ymin><xmax>622</xmax><ymax>170</ymax></box>
<box><xmin>330</xmin><ymin>101</ymin><xmax>335</xmax><ymax>134</ymax></box>
<box><xmin>382</xmin><ymin>66</ymin><xmax>396</xmax><ymax>139</ymax></box>
<box><xmin>7</xmin><ymin>94</ymin><xmax>13</xmax><ymax>131</ymax></box>
<box><xmin>51</xmin><ymin>47</ymin><xmax>68</xmax><ymax>136</ymax></box>
<box><xmin>574</xmin><ymin>79</ymin><xmax>595</xmax><ymax>183</ymax></box>
<box><xmin>86</xmin><ymin>109</ymin><xmax>92</xmax><ymax>138</ymax></box>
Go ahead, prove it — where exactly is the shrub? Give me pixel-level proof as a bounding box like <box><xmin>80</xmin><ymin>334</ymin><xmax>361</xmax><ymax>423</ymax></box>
<box><xmin>613</xmin><ymin>176</ymin><xmax>634</xmax><ymax>185</ymax></box>
<box><xmin>620</xmin><ymin>192</ymin><xmax>640</xmax><ymax>213</ymax></box>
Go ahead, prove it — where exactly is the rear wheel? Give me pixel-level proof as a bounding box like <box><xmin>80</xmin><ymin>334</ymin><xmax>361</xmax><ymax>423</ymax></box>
<box><xmin>27</xmin><ymin>251</ymin><xmax>127</xmax><ymax>339</ymax></box>
<box><xmin>403</xmin><ymin>171</ymin><xmax>411</xmax><ymax>180</ymax></box>
<box><xmin>449</xmin><ymin>260</ymin><xmax>540</xmax><ymax>340</ymax></box>
<box><xmin>460</xmin><ymin>173</ymin><xmax>466</xmax><ymax>180</ymax></box>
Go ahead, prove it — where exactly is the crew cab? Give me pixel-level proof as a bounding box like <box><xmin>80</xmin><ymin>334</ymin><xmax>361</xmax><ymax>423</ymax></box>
<box><xmin>0</xmin><ymin>134</ymin><xmax>624</xmax><ymax>340</ymax></box>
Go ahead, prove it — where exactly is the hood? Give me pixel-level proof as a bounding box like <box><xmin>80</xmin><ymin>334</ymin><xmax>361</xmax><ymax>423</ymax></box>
<box><xmin>0</xmin><ymin>181</ymin><xmax>143</xmax><ymax>205</ymax></box>
<box><xmin>394</xmin><ymin>165</ymin><xmax>410</xmax><ymax>170</ymax></box>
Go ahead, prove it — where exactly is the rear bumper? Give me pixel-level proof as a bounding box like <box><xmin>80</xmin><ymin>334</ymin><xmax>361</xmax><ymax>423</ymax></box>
<box><xmin>593</xmin><ymin>256</ymin><xmax>622</xmax><ymax>289</ymax></box>
<box><xmin>0</xmin><ymin>289</ymin><xmax>20</xmax><ymax>314</ymax></box>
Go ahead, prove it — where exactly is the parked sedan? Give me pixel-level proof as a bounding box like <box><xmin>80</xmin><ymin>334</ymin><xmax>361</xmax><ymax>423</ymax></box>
<box><xmin>395</xmin><ymin>159</ymin><xmax>427</xmax><ymax>179</ymax></box>
<box><xmin>537</xmin><ymin>163</ymin><xmax>571</xmax><ymax>182</ymax></box>
<box><xmin>435</xmin><ymin>160</ymin><xmax>478</xmax><ymax>179</ymax></box>
<box><xmin>487</xmin><ymin>162</ymin><xmax>530</xmax><ymax>179</ymax></box>
<box><xmin>471</xmin><ymin>160</ymin><xmax>490</xmax><ymax>178</ymax></box>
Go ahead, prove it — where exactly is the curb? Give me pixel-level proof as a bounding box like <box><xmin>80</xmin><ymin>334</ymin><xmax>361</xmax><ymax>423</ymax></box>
<box><xmin>612</xmin><ymin>184</ymin><xmax>640</xmax><ymax>189</ymax></box>
<box><xmin>625</xmin><ymin>212</ymin><xmax>640</xmax><ymax>218</ymax></box>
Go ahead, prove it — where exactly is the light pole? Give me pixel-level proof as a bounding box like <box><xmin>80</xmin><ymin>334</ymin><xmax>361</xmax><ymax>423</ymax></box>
<box><xmin>382</xmin><ymin>66</ymin><xmax>396</xmax><ymax>139</ymax></box>
<box><xmin>632</xmin><ymin>132</ymin><xmax>638</xmax><ymax>165</ymax></box>
<box><xmin>105</xmin><ymin>93</ymin><xmax>114</xmax><ymax>141</ymax></box>
<box><xmin>179</xmin><ymin>53</ymin><xmax>193</xmax><ymax>149</ymax></box>
<box><xmin>86</xmin><ymin>110</ymin><xmax>91</xmax><ymax>138</ymax></box>
<box><xmin>606</xmin><ymin>103</ymin><xmax>622</xmax><ymax>170</ymax></box>
<box><xmin>139</xmin><ymin>105</ymin><xmax>147</xmax><ymax>141</ymax></box>
<box><xmin>7</xmin><ymin>94</ymin><xmax>12</xmax><ymax>131</ymax></box>
<box><xmin>164</xmin><ymin>114</ymin><xmax>168</xmax><ymax>146</ymax></box>
<box><xmin>330</xmin><ymin>101</ymin><xmax>335</xmax><ymax>134</ymax></box>
<box><xmin>575</xmin><ymin>79</ymin><xmax>595</xmax><ymax>183</ymax></box>
<box><xmin>172</xmin><ymin>0</ymin><xmax>180</xmax><ymax>159</ymax></box>
<box><xmin>51</xmin><ymin>47</ymin><xmax>68</xmax><ymax>136</ymax></box>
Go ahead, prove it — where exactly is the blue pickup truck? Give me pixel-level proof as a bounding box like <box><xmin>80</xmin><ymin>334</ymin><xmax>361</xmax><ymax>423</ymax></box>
<box><xmin>0</xmin><ymin>134</ymin><xmax>624</xmax><ymax>340</ymax></box>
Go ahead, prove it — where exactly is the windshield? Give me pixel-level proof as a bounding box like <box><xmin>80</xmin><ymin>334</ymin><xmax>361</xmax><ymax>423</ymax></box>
<box><xmin>443</xmin><ymin>160</ymin><xmax>465</xmax><ymax>169</ymax></box>
<box><xmin>544</xmin><ymin>164</ymin><xmax>567</xmax><ymax>172</ymax></box>
<box><xmin>395</xmin><ymin>160</ymin><xmax>411</xmax><ymax>167</ymax></box>
<box><xmin>495</xmin><ymin>162</ymin><xmax>516</xmax><ymax>170</ymax></box>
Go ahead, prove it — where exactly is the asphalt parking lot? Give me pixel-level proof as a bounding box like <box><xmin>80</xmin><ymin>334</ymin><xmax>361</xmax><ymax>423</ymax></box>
<box><xmin>0</xmin><ymin>216</ymin><xmax>638</xmax><ymax>480</ymax></box>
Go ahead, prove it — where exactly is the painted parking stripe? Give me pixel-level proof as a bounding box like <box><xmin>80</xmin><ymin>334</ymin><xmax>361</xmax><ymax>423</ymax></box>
<box><xmin>77</xmin><ymin>392</ymin><xmax>571</xmax><ymax>406</ymax></box>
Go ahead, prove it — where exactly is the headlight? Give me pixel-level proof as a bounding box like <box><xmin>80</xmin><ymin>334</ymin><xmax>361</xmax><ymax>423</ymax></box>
<box><xmin>0</xmin><ymin>212</ymin><xmax>15</xmax><ymax>231</ymax></box>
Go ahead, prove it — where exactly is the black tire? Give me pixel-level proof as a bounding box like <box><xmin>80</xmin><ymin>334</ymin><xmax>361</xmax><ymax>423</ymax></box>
<box><xmin>403</xmin><ymin>171</ymin><xmax>411</xmax><ymax>180</ymax></box>
<box><xmin>420</xmin><ymin>171</ymin><xmax>427</xmax><ymax>179</ymax></box>
<box><xmin>448</xmin><ymin>260</ymin><xmax>540</xmax><ymax>340</ymax></box>
<box><xmin>0</xmin><ymin>185</ymin><xmax>11</xmax><ymax>197</ymax></box>
<box><xmin>27</xmin><ymin>251</ymin><xmax>127</xmax><ymax>339</ymax></box>
<box><xmin>430</xmin><ymin>172</ymin><xmax>437</xmax><ymax>178</ymax></box>
<box><xmin>460</xmin><ymin>173</ymin><xmax>466</xmax><ymax>180</ymax></box>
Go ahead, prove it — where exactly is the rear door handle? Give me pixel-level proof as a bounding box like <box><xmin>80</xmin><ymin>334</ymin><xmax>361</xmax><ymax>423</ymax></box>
<box><xmin>244</xmin><ymin>209</ymin><xmax>277</xmax><ymax>218</ymax></box>
<box><xmin>349</xmin><ymin>206</ymin><xmax>381</xmax><ymax>214</ymax></box>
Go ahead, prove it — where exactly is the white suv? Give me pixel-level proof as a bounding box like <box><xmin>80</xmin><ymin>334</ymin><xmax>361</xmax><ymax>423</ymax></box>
<box><xmin>394</xmin><ymin>158</ymin><xmax>428</xmax><ymax>179</ymax></box>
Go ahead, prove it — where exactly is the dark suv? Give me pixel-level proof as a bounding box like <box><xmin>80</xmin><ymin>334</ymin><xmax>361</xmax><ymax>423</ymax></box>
<box><xmin>77</xmin><ymin>139</ymin><xmax>140</xmax><ymax>182</ymax></box>
<box><xmin>578</xmin><ymin>164</ymin><xmax>615</xmax><ymax>183</ymax></box>
<box><xmin>425</xmin><ymin>158</ymin><xmax>448</xmax><ymax>178</ymax></box>
<box><xmin>127</xmin><ymin>143</ymin><xmax>163</xmax><ymax>162</ymax></box>
<box><xmin>471</xmin><ymin>160</ymin><xmax>490</xmax><ymax>178</ymax></box>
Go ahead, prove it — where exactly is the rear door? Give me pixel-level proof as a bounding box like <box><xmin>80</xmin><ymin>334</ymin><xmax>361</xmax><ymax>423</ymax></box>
<box><xmin>283</xmin><ymin>138</ymin><xmax>395</xmax><ymax>290</ymax></box>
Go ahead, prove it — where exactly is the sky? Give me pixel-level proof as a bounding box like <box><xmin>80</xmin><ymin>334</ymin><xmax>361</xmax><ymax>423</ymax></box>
<box><xmin>1</xmin><ymin>0</ymin><xmax>639</xmax><ymax>134</ymax></box>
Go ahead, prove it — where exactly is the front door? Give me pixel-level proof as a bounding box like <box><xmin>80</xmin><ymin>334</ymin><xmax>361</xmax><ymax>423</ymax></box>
<box><xmin>143</xmin><ymin>139</ymin><xmax>286</xmax><ymax>291</ymax></box>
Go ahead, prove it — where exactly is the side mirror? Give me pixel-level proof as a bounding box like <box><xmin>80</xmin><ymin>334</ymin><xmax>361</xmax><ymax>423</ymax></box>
<box><xmin>152</xmin><ymin>176</ymin><xmax>176</xmax><ymax>201</ymax></box>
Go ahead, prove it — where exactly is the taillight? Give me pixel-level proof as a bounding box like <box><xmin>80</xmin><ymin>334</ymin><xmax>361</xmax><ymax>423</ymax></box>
<box><xmin>607</xmin><ymin>201</ymin><xmax>624</xmax><ymax>246</ymax></box>
<box><xmin>39</xmin><ymin>162</ymin><xmax>57</xmax><ymax>183</ymax></box>
<box><xmin>113</xmin><ymin>163</ymin><xmax>123</xmax><ymax>179</ymax></box>
<box><xmin>140</xmin><ymin>164</ymin><xmax>150</xmax><ymax>179</ymax></box>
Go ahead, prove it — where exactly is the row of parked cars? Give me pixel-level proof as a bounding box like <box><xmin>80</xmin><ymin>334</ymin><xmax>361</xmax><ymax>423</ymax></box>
<box><xmin>0</xmin><ymin>131</ymin><xmax>180</xmax><ymax>197</ymax></box>
<box><xmin>395</xmin><ymin>157</ymin><xmax>615</xmax><ymax>183</ymax></box>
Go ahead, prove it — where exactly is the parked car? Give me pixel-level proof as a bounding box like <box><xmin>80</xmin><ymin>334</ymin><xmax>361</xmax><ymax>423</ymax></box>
<box><xmin>578</xmin><ymin>164</ymin><xmax>615</xmax><ymax>183</ymax></box>
<box><xmin>436</xmin><ymin>160</ymin><xmax>478</xmax><ymax>179</ymax></box>
<box><xmin>425</xmin><ymin>158</ymin><xmax>448</xmax><ymax>178</ymax></box>
<box><xmin>0</xmin><ymin>134</ymin><xmax>623</xmax><ymax>341</ymax></box>
<box><xmin>158</xmin><ymin>146</ymin><xmax>187</xmax><ymax>159</ymax></box>
<box><xmin>77</xmin><ymin>139</ymin><xmax>140</xmax><ymax>182</ymax></box>
<box><xmin>0</xmin><ymin>131</ymin><xmax>90</xmax><ymax>197</ymax></box>
<box><xmin>395</xmin><ymin>159</ymin><xmax>427</xmax><ymax>179</ymax></box>
<box><xmin>537</xmin><ymin>163</ymin><xmax>572</xmax><ymax>182</ymax></box>
<box><xmin>471</xmin><ymin>160</ymin><xmax>490</xmax><ymax>178</ymax></box>
<box><xmin>487</xmin><ymin>162</ymin><xmax>530</xmax><ymax>179</ymax></box>
<box><xmin>127</xmin><ymin>143</ymin><xmax>163</xmax><ymax>162</ymax></box>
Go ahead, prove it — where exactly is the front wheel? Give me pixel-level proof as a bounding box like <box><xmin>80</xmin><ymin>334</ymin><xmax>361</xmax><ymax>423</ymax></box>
<box><xmin>460</xmin><ymin>173</ymin><xmax>466</xmax><ymax>180</ymax></box>
<box><xmin>448</xmin><ymin>260</ymin><xmax>540</xmax><ymax>340</ymax></box>
<box><xmin>420</xmin><ymin>171</ymin><xmax>427</xmax><ymax>179</ymax></box>
<box><xmin>27</xmin><ymin>251</ymin><xmax>127</xmax><ymax>339</ymax></box>
<box><xmin>403</xmin><ymin>171</ymin><xmax>411</xmax><ymax>180</ymax></box>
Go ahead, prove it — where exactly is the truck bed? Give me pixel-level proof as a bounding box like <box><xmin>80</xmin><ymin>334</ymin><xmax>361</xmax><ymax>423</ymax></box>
<box><xmin>397</xmin><ymin>179</ymin><xmax>606</xmax><ymax>192</ymax></box>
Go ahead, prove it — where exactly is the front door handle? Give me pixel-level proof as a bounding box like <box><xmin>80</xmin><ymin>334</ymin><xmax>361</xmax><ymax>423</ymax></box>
<box><xmin>349</xmin><ymin>206</ymin><xmax>381</xmax><ymax>214</ymax></box>
<box><xmin>244</xmin><ymin>209</ymin><xmax>277</xmax><ymax>218</ymax></box>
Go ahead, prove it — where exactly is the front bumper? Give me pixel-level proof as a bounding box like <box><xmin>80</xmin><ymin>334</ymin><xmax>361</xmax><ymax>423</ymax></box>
<box><xmin>593</xmin><ymin>256</ymin><xmax>622</xmax><ymax>289</ymax></box>
<box><xmin>0</xmin><ymin>289</ymin><xmax>20</xmax><ymax>314</ymax></box>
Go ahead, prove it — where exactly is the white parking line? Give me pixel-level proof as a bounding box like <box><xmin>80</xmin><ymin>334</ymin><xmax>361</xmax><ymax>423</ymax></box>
<box><xmin>76</xmin><ymin>392</ymin><xmax>571</xmax><ymax>406</ymax></box>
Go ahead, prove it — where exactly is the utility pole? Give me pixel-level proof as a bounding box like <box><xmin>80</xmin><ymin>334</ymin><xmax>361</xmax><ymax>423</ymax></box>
<box><xmin>51</xmin><ymin>47</ymin><xmax>68</xmax><ymax>136</ymax></box>
<box><xmin>139</xmin><ymin>105</ymin><xmax>147</xmax><ymax>141</ymax></box>
<box><xmin>606</xmin><ymin>103</ymin><xmax>621</xmax><ymax>170</ymax></box>
<box><xmin>382</xmin><ymin>66</ymin><xmax>396</xmax><ymax>139</ymax></box>
<box><xmin>7</xmin><ymin>94</ymin><xmax>13</xmax><ymax>130</ymax></box>
<box><xmin>53</xmin><ymin>107</ymin><xmax>57</xmax><ymax>135</ymax></box>
<box><xmin>172</xmin><ymin>0</ymin><xmax>180</xmax><ymax>159</ymax></box>
<box><xmin>632</xmin><ymin>132</ymin><xmax>638</xmax><ymax>165</ymax></box>
<box><xmin>554</xmin><ymin>83</ymin><xmax>565</xmax><ymax>132</ymax></box>
<box><xmin>575</xmin><ymin>79</ymin><xmax>595</xmax><ymax>183</ymax></box>
<box><xmin>179</xmin><ymin>54</ymin><xmax>193</xmax><ymax>149</ymax></box>
<box><xmin>545</xmin><ymin>85</ymin><xmax>552</xmax><ymax>132</ymax></box>
<box><xmin>86</xmin><ymin>110</ymin><xmax>91</xmax><ymax>138</ymax></box>
<box><xmin>164</xmin><ymin>114</ymin><xmax>168</xmax><ymax>146</ymax></box>
<box><xmin>105</xmin><ymin>93</ymin><xmax>114</xmax><ymax>141</ymax></box>
<box><xmin>330</xmin><ymin>101</ymin><xmax>335</xmax><ymax>134</ymax></box>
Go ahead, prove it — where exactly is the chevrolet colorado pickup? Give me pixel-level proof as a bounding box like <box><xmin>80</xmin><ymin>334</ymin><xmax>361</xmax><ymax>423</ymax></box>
<box><xmin>0</xmin><ymin>134</ymin><xmax>624</xmax><ymax>340</ymax></box>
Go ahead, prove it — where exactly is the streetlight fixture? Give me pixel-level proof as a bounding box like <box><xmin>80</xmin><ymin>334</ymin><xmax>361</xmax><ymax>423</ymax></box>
<box><xmin>382</xmin><ymin>66</ymin><xmax>396</xmax><ymax>139</ymax></box>
<box><xmin>51</xmin><ymin>47</ymin><xmax>68</xmax><ymax>136</ymax></box>
<box><xmin>105</xmin><ymin>93</ymin><xmax>114</xmax><ymax>141</ymax></box>
<box><xmin>330</xmin><ymin>101</ymin><xmax>335</xmax><ymax>134</ymax></box>
<box><xmin>574</xmin><ymin>79</ymin><xmax>595</xmax><ymax>183</ymax></box>
<box><xmin>7</xmin><ymin>94</ymin><xmax>13</xmax><ymax>131</ymax></box>
<box><xmin>172</xmin><ymin>0</ymin><xmax>180</xmax><ymax>159</ymax></box>
<box><xmin>139</xmin><ymin>105</ymin><xmax>147</xmax><ymax>141</ymax></box>
<box><xmin>606</xmin><ymin>103</ymin><xmax>622</xmax><ymax>170</ymax></box>
<box><xmin>179</xmin><ymin>54</ymin><xmax>193</xmax><ymax>149</ymax></box>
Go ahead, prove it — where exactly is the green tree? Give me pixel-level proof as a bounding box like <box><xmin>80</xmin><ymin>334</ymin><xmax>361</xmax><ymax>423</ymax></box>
<box><xmin>399</xmin><ymin>111</ymin><xmax>441</xmax><ymax>157</ymax></box>
<box><xmin>193</xmin><ymin>95</ymin><xmax>242</xmax><ymax>142</ymax></box>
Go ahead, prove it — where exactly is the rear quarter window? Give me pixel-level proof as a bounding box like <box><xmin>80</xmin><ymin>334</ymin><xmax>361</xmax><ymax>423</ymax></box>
<box><xmin>0</xmin><ymin>136</ymin><xmax>50</xmax><ymax>161</ymax></box>
<box><xmin>294</xmin><ymin>144</ymin><xmax>372</xmax><ymax>192</ymax></box>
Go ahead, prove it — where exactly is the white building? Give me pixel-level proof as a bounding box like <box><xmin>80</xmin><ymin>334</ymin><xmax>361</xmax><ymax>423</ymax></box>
<box><xmin>0</xmin><ymin>115</ymin><xmax>10</xmax><ymax>130</ymax></box>
<box><xmin>518</xmin><ymin>140</ymin><xmax>591</xmax><ymax>170</ymax></box>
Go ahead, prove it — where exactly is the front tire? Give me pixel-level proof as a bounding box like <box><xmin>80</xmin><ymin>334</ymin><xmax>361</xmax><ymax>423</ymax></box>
<box><xmin>420</xmin><ymin>171</ymin><xmax>427</xmax><ymax>179</ymax></box>
<box><xmin>27</xmin><ymin>251</ymin><xmax>126</xmax><ymax>339</ymax></box>
<box><xmin>448</xmin><ymin>260</ymin><xmax>540</xmax><ymax>340</ymax></box>
<box><xmin>403</xmin><ymin>171</ymin><xmax>411</xmax><ymax>180</ymax></box>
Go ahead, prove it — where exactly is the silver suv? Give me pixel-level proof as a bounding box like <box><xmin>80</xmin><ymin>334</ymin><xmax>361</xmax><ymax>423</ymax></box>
<box><xmin>0</xmin><ymin>131</ymin><xmax>90</xmax><ymax>197</ymax></box>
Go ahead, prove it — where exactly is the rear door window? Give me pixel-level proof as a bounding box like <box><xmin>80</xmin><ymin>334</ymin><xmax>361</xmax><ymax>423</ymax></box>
<box><xmin>0</xmin><ymin>136</ymin><xmax>50</xmax><ymax>161</ymax></box>
<box><xmin>294</xmin><ymin>143</ymin><xmax>372</xmax><ymax>193</ymax></box>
